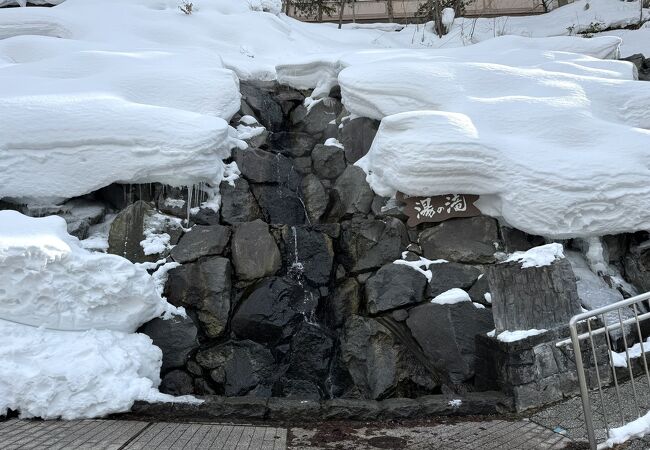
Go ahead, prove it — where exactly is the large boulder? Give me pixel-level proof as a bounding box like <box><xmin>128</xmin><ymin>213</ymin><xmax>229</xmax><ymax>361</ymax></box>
<box><xmin>108</xmin><ymin>201</ymin><xmax>181</xmax><ymax>263</ymax></box>
<box><xmin>291</xmin><ymin>97</ymin><xmax>342</xmax><ymax>135</ymax></box>
<box><xmin>332</xmin><ymin>166</ymin><xmax>374</xmax><ymax>216</ymax></box>
<box><xmin>301</xmin><ymin>174</ymin><xmax>329</xmax><ymax>224</ymax></box>
<box><xmin>251</xmin><ymin>184</ymin><xmax>307</xmax><ymax>225</ymax></box>
<box><xmin>240</xmin><ymin>81</ymin><xmax>284</xmax><ymax>131</ymax></box>
<box><xmin>311</xmin><ymin>144</ymin><xmax>346</xmax><ymax>179</ymax></box>
<box><xmin>268</xmin><ymin>131</ymin><xmax>316</xmax><ymax>157</ymax></box>
<box><xmin>419</xmin><ymin>216</ymin><xmax>501</xmax><ymax>264</ymax></box>
<box><xmin>340</xmin><ymin>316</ymin><xmax>438</xmax><ymax>400</ymax></box>
<box><xmin>196</xmin><ymin>340</ymin><xmax>277</xmax><ymax>397</ymax></box>
<box><xmin>231</xmin><ymin>219</ymin><xmax>282</xmax><ymax>280</ymax></box>
<box><xmin>340</xmin><ymin>117</ymin><xmax>379</xmax><ymax>164</ymax></box>
<box><xmin>170</xmin><ymin>224</ymin><xmax>230</xmax><ymax>263</ymax></box>
<box><xmin>165</xmin><ymin>257</ymin><xmax>231</xmax><ymax>338</ymax></box>
<box><xmin>159</xmin><ymin>370</ymin><xmax>194</xmax><ymax>396</ymax></box>
<box><xmin>486</xmin><ymin>253</ymin><xmax>581</xmax><ymax>332</ymax></box>
<box><xmin>624</xmin><ymin>236</ymin><xmax>650</xmax><ymax>292</ymax></box>
<box><xmin>286</xmin><ymin>323</ymin><xmax>335</xmax><ymax>390</ymax></box>
<box><xmin>140</xmin><ymin>315</ymin><xmax>198</xmax><ymax>372</ymax></box>
<box><xmin>429</xmin><ymin>262</ymin><xmax>481</xmax><ymax>297</ymax></box>
<box><xmin>365</xmin><ymin>264</ymin><xmax>428</xmax><ymax>314</ymax></box>
<box><xmin>339</xmin><ymin>218</ymin><xmax>408</xmax><ymax>274</ymax></box>
<box><xmin>234</xmin><ymin>148</ymin><xmax>299</xmax><ymax>187</ymax></box>
<box><xmin>219</xmin><ymin>178</ymin><xmax>262</xmax><ymax>225</ymax></box>
<box><xmin>622</xmin><ymin>53</ymin><xmax>650</xmax><ymax>82</ymax></box>
<box><xmin>282</xmin><ymin>226</ymin><xmax>334</xmax><ymax>286</ymax></box>
<box><xmin>406</xmin><ymin>302</ymin><xmax>494</xmax><ymax>384</ymax></box>
<box><xmin>322</xmin><ymin>278</ymin><xmax>361</xmax><ymax>329</ymax></box>
<box><xmin>231</xmin><ymin>277</ymin><xmax>319</xmax><ymax>344</ymax></box>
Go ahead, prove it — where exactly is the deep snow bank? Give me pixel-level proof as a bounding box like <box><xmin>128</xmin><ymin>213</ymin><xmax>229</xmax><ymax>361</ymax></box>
<box><xmin>0</xmin><ymin>211</ymin><xmax>175</xmax><ymax>331</ymax></box>
<box><xmin>0</xmin><ymin>211</ymin><xmax>193</xmax><ymax>419</ymax></box>
<box><xmin>331</xmin><ymin>37</ymin><xmax>650</xmax><ymax>238</ymax></box>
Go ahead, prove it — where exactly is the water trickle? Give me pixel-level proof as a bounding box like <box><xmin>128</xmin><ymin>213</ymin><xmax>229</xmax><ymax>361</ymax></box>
<box><xmin>288</xmin><ymin>226</ymin><xmax>319</xmax><ymax>326</ymax></box>
<box><xmin>288</xmin><ymin>225</ymin><xmax>304</xmax><ymax>281</ymax></box>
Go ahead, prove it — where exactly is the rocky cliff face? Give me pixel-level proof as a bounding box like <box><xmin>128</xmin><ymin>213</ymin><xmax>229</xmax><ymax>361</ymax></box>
<box><xmin>6</xmin><ymin>80</ymin><xmax>650</xmax><ymax>408</ymax></box>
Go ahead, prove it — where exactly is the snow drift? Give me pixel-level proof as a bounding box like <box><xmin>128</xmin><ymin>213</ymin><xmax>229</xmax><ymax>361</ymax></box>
<box><xmin>0</xmin><ymin>211</ymin><xmax>193</xmax><ymax>419</ymax></box>
<box><xmin>343</xmin><ymin>39</ymin><xmax>650</xmax><ymax>238</ymax></box>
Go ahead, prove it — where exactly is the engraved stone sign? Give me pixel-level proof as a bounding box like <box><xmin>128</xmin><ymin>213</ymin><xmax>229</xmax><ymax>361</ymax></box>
<box><xmin>397</xmin><ymin>193</ymin><xmax>481</xmax><ymax>227</ymax></box>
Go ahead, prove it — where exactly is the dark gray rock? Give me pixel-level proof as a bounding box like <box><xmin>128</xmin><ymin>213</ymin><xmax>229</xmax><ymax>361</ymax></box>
<box><xmin>234</xmin><ymin>148</ymin><xmax>299</xmax><ymax>187</ymax></box>
<box><xmin>282</xmin><ymin>226</ymin><xmax>334</xmax><ymax>286</ymax></box>
<box><xmin>286</xmin><ymin>323</ymin><xmax>334</xmax><ymax>387</ymax></box>
<box><xmin>406</xmin><ymin>302</ymin><xmax>494</xmax><ymax>384</ymax></box>
<box><xmin>107</xmin><ymin>201</ymin><xmax>147</xmax><ymax>258</ymax></box>
<box><xmin>467</xmin><ymin>275</ymin><xmax>491</xmax><ymax>305</ymax></box>
<box><xmin>159</xmin><ymin>370</ymin><xmax>194</xmax><ymax>396</ymax></box>
<box><xmin>323</xmin><ymin>278</ymin><xmax>361</xmax><ymax>329</ymax></box>
<box><xmin>251</xmin><ymin>184</ymin><xmax>306</xmax><ymax>225</ymax></box>
<box><xmin>197</xmin><ymin>340</ymin><xmax>276</xmax><ymax>396</ymax></box>
<box><xmin>267</xmin><ymin>396</ymin><xmax>321</xmax><ymax>417</ymax></box>
<box><xmin>486</xmin><ymin>257</ymin><xmax>581</xmax><ymax>333</ymax></box>
<box><xmin>268</xmin><ymin>131</ymin><xmax>316</xmax><ymax>157</ymax></box>
<box><xmin>340</xmin><ymin>117</ymin><xmax>379</xmax><ymax>164</ymax></box>
<box><xmin>622</xmin><ymin>53</ymin><xmax>650</xmax><ymax>81</ymax></box>
<box><xmin>365</xmin><ymin>264</ymin><xmax>428</xmax><ymax>314</ymax></box>
<box><xmin>293</xmin><ymin>156</ymin><xmax>312</xmax><ymax>175</ymax></box>
<box><xmin>301</xmin><ymin>174</ymin><xmax>328</xmax><ymax>224</ymax></box>
<box><xmin>339</xmin><ymin>218</ymin><xmax>408</xmax><ymax>274</ymax></box>
<box><xmin>231</xmin><ymin>219</ymin><xmax>281</xmax><ymax>280</ymax></box>
<box><xmin>140</xmin><ymin>315</ymin><xmax>198</xmax><ymax>372</ymax></box>
<box><xmin>500</xmin><ymin>226</ymin><xmax>545</xmax><ymax>253</ymax></box>
<box><xmin>333</xmin><ymin>166</ymin><xmax>374</xmax><ymax>216</ymax></box>
<box><xmin>231</xmin><ymin>277</ymin><xmax>318</xmax><ymax>344</ymax></box>
<box><xmin>240</xmin><ymin>81</ymin><xmax>284</xmax><ymax>131</ymax></box>
<box><xmin>219</xmin><ymin>178</ymin><xmax>262</xmax><ymax>225</ymax></box>
<box><xmin>171</xmin><ymin>224</ymin><xmax>230</xmax><ymax>263</ymax></box>
<box><xmin>340</xmin><ymin>315</ymin><xmax>438</xmax><ymax>400</ymax></box>
<box><xmin>291</xmin><ymin>97</ymin><xmax>342</xmax><ymax>134</ymax></box>
<box><xmin>624</xmin><ymin>238</ymin><xmax>650</xmax><ymax>292</ymax></box>
<box><xmin>419</xmin><ymin>216</ymin><xmax>501</xmax><ymax>264</ymax></box>
<box><xmin>429</xmin><ymin>263</ymin><xmax>481</xmax><ymax>297</ymax></box>
<box><xmin>55</xmin><ymin>199</ymin><xmax>106</xmax><ymax>239</ymax></box>
<box><xmin>107</xmin><ymin>200</ymin><xmax>155</xmax><ymax>263</ymax></box>
<box><xmin>311</xmin><ymin>144</ymin><xmax>346</xmax><ymax>179</ymax></box>
<box><xmin>164</xmin><ymin>257</ymin><xmax>231</xmax><ymax>338</ymax></box>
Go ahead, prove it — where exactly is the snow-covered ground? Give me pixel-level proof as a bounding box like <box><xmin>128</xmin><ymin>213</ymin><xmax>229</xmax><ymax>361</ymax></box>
<box><xmin>0</xmin><ymin>211</ymin><xmax>196</xmax><ymax>419</ymax></box>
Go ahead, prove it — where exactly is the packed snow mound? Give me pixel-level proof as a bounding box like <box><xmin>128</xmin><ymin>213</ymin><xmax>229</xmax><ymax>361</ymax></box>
<box><xmin>505</xmin><ymin>244</ymin><xmax>565</xmax><ymax>268</ymax></box>
<box><xmin>431</xmin><ymin>288</ymin><xmax>471</xmax><ymax>305</ymax></box>
<box><xmin>0</xmin><ymin>211</ymin><xmax>194</xmax><ymax>419</ymax></box>
<box><xmin>349</xmin><ymin>46</ymin><xmax>650</xmax><ymax>237</ymax></box>
<box><xmin>0</xmin><ymin>94</ymin><xmax>240</xmax><ymax>203</ymax></box>
<box><xmin>278</xmin><ymin>35</ymin><xmax>625</xmax><ymax>96</ymax></box>
<box><xmin>0</xmin><ymin>321</ymin><xmax>174</xmax><ymax>420</ymax></box>
<box><xmin>0</xmin><ymin>211</ymin><xmax>177</xmax><ymax>332</ymax></box>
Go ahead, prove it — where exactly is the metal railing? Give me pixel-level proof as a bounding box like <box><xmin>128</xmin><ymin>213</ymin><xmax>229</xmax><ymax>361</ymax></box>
<box><xmin>557</xmin><ymin>292</ymin><xmax>650</xmax><ymax>449</ymax></box>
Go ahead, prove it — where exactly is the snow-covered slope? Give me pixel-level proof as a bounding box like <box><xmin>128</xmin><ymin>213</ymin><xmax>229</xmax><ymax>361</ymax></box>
<box><xmin>0</xmin><ymin>211</ymin><xmax>193</xmax><ymax>419</ymax></box>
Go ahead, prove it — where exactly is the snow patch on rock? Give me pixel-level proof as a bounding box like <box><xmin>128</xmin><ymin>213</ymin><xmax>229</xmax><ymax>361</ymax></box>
<box><xmin>505</xmin><ymin>244</ymin><xmax>565</xmax><ymax>269</ymax></box>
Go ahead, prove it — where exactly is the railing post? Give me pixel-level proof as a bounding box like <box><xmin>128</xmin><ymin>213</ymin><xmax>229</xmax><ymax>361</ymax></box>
<box><xmin>570</xmin><ymin>320</ymin><xmax>597</xmax><ymax>449</ymax></box>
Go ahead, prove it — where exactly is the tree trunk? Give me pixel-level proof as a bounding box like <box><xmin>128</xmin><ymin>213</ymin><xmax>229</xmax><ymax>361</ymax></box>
<box><xmin>338</xmin><ymin>0</ymin><xmax>345</xmax><ymax>29</ymax></box>
<box><xmin>433</xmin><ymin>0</ymin><xmax>444</xmax><ymax>38</ymax></box>
<box><xmin>486</xmin><ymin>258</ymin><xmax>582</xmax><ymax>333</ymax></box>
<box><xmin>351</xmin><ymin>0</ymin><xmax>356</xmax><ymax>23</ymax></box>
<box><xmin>318</xmin><ymin>2</ymin><xmax>323</xmax><ymax>21</ymax></box>
<box><xmin>386</xmin><ymin>0</ymin><xmax>394</xmax><ymax>23</ymax></box>
<box><xmin>284</xmin><ymin>0</ymin><xmax>290</xmax><ymax>15</ymax></box>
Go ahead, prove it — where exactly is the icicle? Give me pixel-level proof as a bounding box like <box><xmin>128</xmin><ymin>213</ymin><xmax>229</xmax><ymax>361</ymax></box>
<box><xmin>186</xmin><ymin>184</ymin><xmax>193</xmax><ymax>225</ymax></box>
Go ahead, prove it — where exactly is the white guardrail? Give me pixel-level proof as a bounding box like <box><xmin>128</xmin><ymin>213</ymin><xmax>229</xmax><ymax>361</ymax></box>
<box><xmin>557</xmin><ymin>292</ymin><xmax>650</xmax><ymax>449</ymax></box>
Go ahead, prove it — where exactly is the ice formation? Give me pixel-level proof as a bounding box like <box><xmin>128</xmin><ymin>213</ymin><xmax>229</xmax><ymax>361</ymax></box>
<box><xmin>0</xmin><ymin>211</ymin><xmax>190</xmax><ymax>419</ymax></box>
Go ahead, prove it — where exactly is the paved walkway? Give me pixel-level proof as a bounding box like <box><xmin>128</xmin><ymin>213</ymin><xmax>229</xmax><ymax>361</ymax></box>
<box><xmin>0</xmin><ymin>417</ymin><xmax>572</xmax><ymax>449</ymax></box>
<box><xmin>0</xmin><ymin>419</ymin><xmax>287</xmax><ymax>450</ymax></box>
<box><xmin>290</xmin><ymin>419</ymin><xmax>571</xmax><ymax>449</ymax></box>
